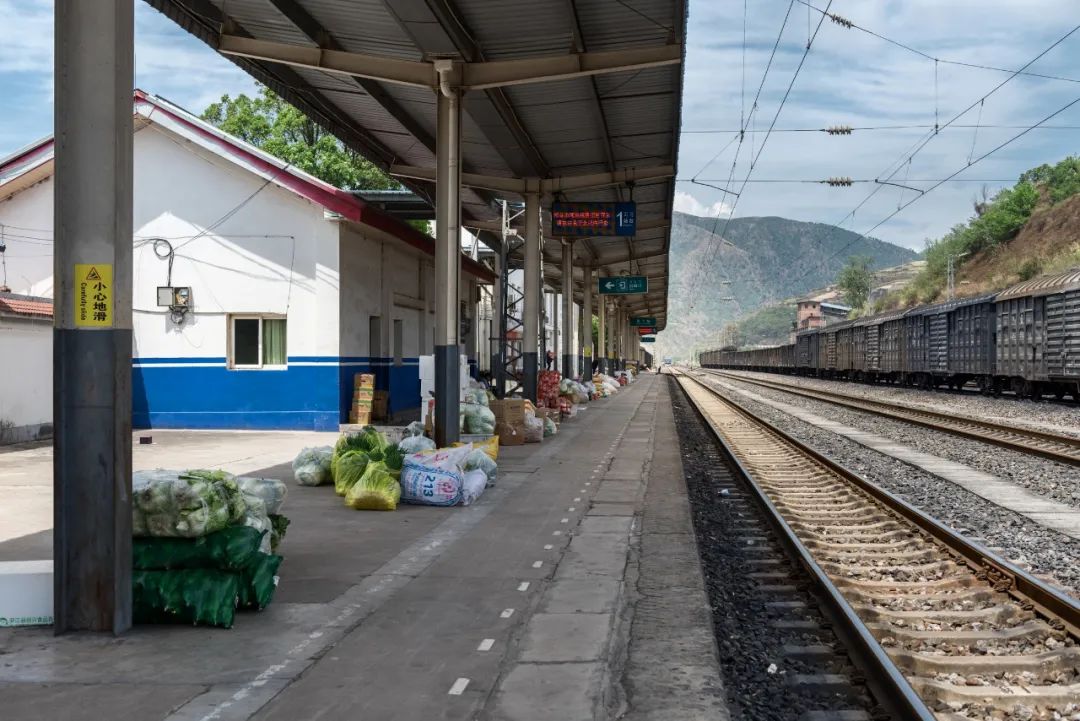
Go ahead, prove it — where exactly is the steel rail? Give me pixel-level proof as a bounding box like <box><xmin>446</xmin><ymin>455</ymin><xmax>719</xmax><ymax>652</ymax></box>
<box><xmin>681</xmin><ymin>368</ymin><xmax>1080</xmax><ymax>637</ymax></box>
<box><xmin>670</xmin><ymin>369</ymin><xmax>937</xmax><ymax>721</ymax></box>
<box><xmin>707</xmin><ymin>370</ymin><xmax>1080</xmax><ymax>467</ymax></box>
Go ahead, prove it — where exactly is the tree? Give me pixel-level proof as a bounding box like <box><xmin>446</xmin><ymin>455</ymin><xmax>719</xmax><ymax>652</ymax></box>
<box><xmin>201</xmin><ymin>86</ymin><xmax>398</xmax><ymax>191</ymax></box>
<box><xmin>837</xmin><ymin>256</ymin><xmax>873</xmax><ymax>309</ymax></box>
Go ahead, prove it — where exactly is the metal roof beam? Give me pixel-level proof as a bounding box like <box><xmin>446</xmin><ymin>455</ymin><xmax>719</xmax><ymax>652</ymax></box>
<box><xmin>465</xmin><ymin>217</ymin><xmax>669</xmax><ymax>234</ymax></box>
<box><xmin>389</xmin><ymin>164</ymin><xmax>674</xmax><ymax>193</ymax></box>
<box><xmin>217</xmin><ymin>34</ymin><xmax>682</xmax><ymax>91</ymax></box>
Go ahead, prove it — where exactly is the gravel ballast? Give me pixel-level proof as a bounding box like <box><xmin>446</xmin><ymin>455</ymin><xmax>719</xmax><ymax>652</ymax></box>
<box><xmin>712</xmin><ymin>373</ymin><xmax>1080</xmax><ymax>510</ymax></box>
<box><xmin>718</xmin><ymin>369</ymin><xmax>1080</xmax><ymax>439</ymax></box>
<box><xmin>696</xmin><ymin>374</ymin><xmax>1080</xmax><ymax>598</ymax></box>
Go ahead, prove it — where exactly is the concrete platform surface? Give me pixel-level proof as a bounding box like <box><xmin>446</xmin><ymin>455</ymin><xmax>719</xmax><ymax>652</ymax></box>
<box><xmin>0</xmin><ymin>373</ymin><xmax>726</xmax><ymax>721</ymax></box>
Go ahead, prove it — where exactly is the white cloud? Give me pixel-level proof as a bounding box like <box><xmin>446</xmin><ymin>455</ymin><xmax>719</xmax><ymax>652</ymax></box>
<box><xmin>674</xmin><ymin>190</ymin><xmax>732</xmax><ymax>218</ymax></box>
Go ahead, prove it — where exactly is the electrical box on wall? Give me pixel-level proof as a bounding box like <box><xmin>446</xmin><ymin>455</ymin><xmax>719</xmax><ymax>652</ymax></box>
<box><xmin>157</xmin><ymin>286</ymin><xmax>191</xmax><ymax>308</ymax></box>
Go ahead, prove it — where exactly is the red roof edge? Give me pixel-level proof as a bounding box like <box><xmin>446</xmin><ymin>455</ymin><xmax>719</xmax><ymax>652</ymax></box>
<box><xmin>0</xmin><ymin>294</ymin><xmax>54</xmax><ymax>319</ymax></box>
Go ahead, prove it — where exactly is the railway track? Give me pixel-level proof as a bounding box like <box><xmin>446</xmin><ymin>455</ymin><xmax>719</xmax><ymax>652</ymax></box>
<box><xmin>704</xmin><ymin>369</ymin><xmax>1080</xmax><ymax>468</ymax></box>
<box><xmin>672</xmin><ymin>369</ymin><xmax>1080</xmax><ymax>721</ymax></box>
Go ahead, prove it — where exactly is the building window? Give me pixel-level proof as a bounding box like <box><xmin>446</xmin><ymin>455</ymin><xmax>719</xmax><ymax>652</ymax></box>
<box><xmin>229</xmin><ymin>315</ymin><xmax>287</xmax><ymax>369</ymax></box>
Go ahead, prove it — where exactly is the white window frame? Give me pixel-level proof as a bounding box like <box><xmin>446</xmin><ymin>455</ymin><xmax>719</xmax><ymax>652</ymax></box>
<box><xmin>228</xmin><ymin>314</ymin><xmax>288</xmax><ymax>370</ymax></box>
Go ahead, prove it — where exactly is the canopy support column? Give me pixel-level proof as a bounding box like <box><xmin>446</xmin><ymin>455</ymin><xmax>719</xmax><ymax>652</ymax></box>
<box><xmin>522</xmin><ymin>188</ymin><xmax>540</xmax><ymax>401</ymax></box>
<box><xmin>53</xmin><ymin>0</ymin><xmax>134</xmax><ymax>633</ymax></box>
<box><xmin>434</xmin><ymin>84</ymin><xmax>462</xmax><ymax>447</ymax></box>
<box><xmin>561</xmin><ymin>241</ymin><xmax>574</xmax><ymax>379</ymax></box>
<box><xmin>581</xmin><ymin>262</ymin><xmax>591</xmax><ymax>377</ymax></box>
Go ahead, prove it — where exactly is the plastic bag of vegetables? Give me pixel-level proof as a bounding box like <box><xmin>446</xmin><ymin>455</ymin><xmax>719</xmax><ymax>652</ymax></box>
<box><xmin>332</xmin><ymin>428</ymin><xmax>389</xmax><ymax>478</ymax></box>
<box><xmin>292</xmin><ymin>446</ymin><xmax>333</xmax><ymax>486</ymax></box>
<box><xmin>463</xmin><ymin>448</ymin><xmax>497</xmax><ymax>483</ymax></box>
<box><xmin>240</xmin><ymin>491</ymin><xmax>274</xmax><ymax>553</ymax></box>
<box><xmin>344</xmin><ymin>462</ymin><xmax>402</xmax><ymax>511</ymax></box>
<box><xmin>399</xmin><ymin>434</ymin><xmax>436</xmax><ymax>454</ymax></box>
<box><xmin>238</xmin><ymin>476</ymin><xmax>288</xmax><ymax>515</ymax></box>
<box><xmin>237</xmin><ymin>552</ymin><xmax>283</xmax><ymax>610</ymax></box>
<box><xmin>334</xmin><ymin>451</ymin><xmax>370</xmax><ymax>496</ymax></box>
<box><xmin>543</xmin><ymin>416</ymin><xmax>557</xmax><ymax>438</ymax></box>
<box><xmin>462</xmin><ymin>402</ymin><xmax>496</xmax><ymax>434</ymax></box>
<box><xmin>132</xmin><ymin>469</ymin><xmax>246</xmax><ymax>538</ymax></box>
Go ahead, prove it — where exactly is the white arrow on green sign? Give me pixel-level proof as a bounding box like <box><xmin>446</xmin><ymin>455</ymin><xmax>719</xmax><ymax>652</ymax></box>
<box><xmin>599</xmin><ymin>276</ymin><xmax>648</xmax><ymax>294</ymax></box>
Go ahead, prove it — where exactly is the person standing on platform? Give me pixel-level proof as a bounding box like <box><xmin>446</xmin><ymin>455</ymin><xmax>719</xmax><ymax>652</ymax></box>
<box><xmin>545</xmin><ymin>349</ymin><xmax>555</xmax><ymax>370</ymax></box>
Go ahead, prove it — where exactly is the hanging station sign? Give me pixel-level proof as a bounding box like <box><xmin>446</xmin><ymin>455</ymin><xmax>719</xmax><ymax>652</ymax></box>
<box><xmin>630</xmin><ymin>317</ymin><xmax>656</xmax><ymax>327</ymax></box>
<box><xmin>598</xmin><ymin>276</ymin><xmax>648</xmax><ymax>295</ymax></box>
<box><xmin>551</xmin><ymin>201</ymin><xmax>636</xmax><ymax>236</ymax></box>
<box><xmin>640</xmin><ymin>337</ymin><xmax>656</xmax><ymax>343</ymax></box>
<box><xmin>637</xmin><ymin>326</ymin><xmax>656</xmax><ymax>336</ymax></box>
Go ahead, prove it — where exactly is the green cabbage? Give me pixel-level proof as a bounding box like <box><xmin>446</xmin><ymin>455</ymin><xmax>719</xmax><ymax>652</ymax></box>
<box><xmin>334</xmin><ymin>451</ymin><xmax>371</xmax><ymax>496</ymax></box>
<box><xmin>344</xmin><ymin>463</ymin><xmax>401</xmax><ymax>511</ymax></box>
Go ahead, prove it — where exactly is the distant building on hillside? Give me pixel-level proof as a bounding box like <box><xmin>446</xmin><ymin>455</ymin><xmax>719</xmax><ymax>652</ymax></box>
<box><xmin>796</xmin><ymin>299</ymin><xmax>851</xmax><ymax>331</ymax></box>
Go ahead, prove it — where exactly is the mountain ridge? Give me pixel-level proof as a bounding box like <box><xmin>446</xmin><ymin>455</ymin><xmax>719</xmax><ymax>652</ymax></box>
<box><xmin>657</xmin><ymin>212</ymin><xmax>917</xmax><ymax>359</ymax></box>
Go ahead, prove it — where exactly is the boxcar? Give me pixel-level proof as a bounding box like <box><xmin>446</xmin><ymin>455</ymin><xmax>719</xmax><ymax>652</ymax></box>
<box><xmin>947</xmin><ymin>294</ymin><xmax>997</xmax><ymax>388</ymax></box>
<box><xmin>878</xmin><ymin>311</ymin><xmax>906</xmax><ymax>381</ymax></box>
<box><xmin>996</xmin><ymin>269</ymin><xmax>1080</xmax><ymax>398</ymax></box>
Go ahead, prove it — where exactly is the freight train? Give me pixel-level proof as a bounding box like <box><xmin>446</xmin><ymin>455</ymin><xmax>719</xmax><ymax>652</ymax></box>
<box><xmin>699</xmin><ymin>268</ymin><xmax>1080</xmax><ymax>400</ymax></box>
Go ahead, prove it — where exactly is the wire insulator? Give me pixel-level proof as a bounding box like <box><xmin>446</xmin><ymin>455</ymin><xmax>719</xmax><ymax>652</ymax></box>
<box><xmin>823</xmin><ymin>177</ymin><xmax>854</xmax><ymax>187</ymax></box>
<box><xmin>827</xmin><ymin>13</ymin><xmax>854</xmax><ymax>29</ymax></box>
<box><xmin>825</xmin><ymin>125</ymin><xmax>853</xmax><ymax>135</ymax></box>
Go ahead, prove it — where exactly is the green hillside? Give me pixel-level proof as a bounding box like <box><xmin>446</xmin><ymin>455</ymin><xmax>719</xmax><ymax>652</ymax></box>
<box><xmin>657</xmin><ymin>213</ymin><xmax>917</xmax><ymax>360</ymax></box>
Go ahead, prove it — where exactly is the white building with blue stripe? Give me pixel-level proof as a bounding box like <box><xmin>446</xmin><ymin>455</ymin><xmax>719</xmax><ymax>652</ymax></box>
<box><xmin>0</xmin><ymin>90</ymin><xmax>493</xmax><ymax>431</ymax></box>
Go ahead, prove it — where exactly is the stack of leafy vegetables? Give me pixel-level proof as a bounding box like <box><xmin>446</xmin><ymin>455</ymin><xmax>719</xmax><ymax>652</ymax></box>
<box><xmin>132</xmin><ymin>470</ymin><xmax>288</xmax><ymax>628</ymax></box>
<box><xmin>330</xmin><ymin>428</ymin><xmax>406</xmax><ymax>510</ymax></box>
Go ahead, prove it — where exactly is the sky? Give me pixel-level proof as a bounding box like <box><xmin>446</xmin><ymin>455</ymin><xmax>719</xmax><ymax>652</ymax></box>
<box><xmin>1</xmin><ymin>1</ymin><xmax>1078</xmax><ymax>251</ymax></box>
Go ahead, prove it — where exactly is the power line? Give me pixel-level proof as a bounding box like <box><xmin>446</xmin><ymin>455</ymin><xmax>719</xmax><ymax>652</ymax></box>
<box><xmin>828</xmin><ymin>22</ymin><xmax>1080</xmax><ymax>233</ymax></box>
<box><xmin>797</xmin><ymin>0</ymin><xmax>1080</xmax><ymax>85</ymax></box>
<box><xmin>681</xmin><ymin>124</ymin><xmax>1080</xmax><ymax>134</ymax></box>
<box><xmin>678</xmin><ymin>178</ymin><xmax>1019</xmax><ymax>184</ymax></box>
<box><xmin>792</xmin><ymin>91</ymin><xmax>1080</xmax><ymax>284</ymax></box>
<box><xmin>690</xmin><ymin>0</ymin><xmax>834</xmax><ymax>312</ymax></box>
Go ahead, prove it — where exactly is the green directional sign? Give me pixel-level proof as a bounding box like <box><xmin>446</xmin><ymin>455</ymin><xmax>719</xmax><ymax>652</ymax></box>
<box><xmin>599</xmin><ymin>276</ymin><xmax>648</xmax><ymax>295</ymax></box>
<box><xmin>640</xmin><ymin>337</ymin><xmax>656</xmax><ymax>343</ymax></box>
<box><xmin>630</xmin><ymin>317</ymin><xmax>656</xmax><ymax>327</ymax></box>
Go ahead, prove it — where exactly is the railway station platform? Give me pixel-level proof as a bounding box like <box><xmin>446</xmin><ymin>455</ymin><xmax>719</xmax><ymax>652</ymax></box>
<box><xmin>0</xmin><ymin>372</ymin><xmax>727</xmax><ymax>721</ymax></box>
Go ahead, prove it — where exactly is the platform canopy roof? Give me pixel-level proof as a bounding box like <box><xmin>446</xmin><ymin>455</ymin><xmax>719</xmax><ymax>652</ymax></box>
<box><xmin>146</xmin><ymin>0</ymin><xmax>686</xmax><ymax>330</ymax></box>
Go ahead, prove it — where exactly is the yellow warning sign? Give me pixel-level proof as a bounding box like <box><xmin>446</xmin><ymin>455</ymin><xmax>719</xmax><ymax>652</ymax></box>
<box><xmin>75</xmin><ymin>264</ymin><xmax>113</xmax><ymax>327</ymax></box>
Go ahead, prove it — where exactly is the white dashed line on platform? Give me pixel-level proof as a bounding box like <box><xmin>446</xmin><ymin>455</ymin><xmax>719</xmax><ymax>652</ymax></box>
<box><xmin>553</xmin><ymin>530</ymin><xmax>563</xmax><ymax>536</ymax></box>
<box><xmin>574</xmin><ymin>497</ymin><xmax>581</xmax><ymax>502</ymax></box>
<box><xmin>448</xmin><ymin>678</ymin><xmax>470</xmax><ymax>695</ymax></box>
<box><xmin>477</xmin><ymin>639</ymin><xmax>495</xmax><ymax>652</ymax></box>
<box><xmin>568</xmin><ymin>507</ymin><xmax>576</xmax><ymax>512</ymax></box>
<box><xmin>531</xmin><ymin>561</ymin><xmax>543</xmax><ymax>568</ymax></box>
<box><xmin>544</xmin><ymin>544</ymin><xmax>554</xmax><ymax>550</ymax></box>
<box><xmin>500</xmin><ymin>608</ymin><xmax>515</xmax><ymax>618</ymax></box>
<box><xmin>560</xmin><ymin>518</ymin><xmax>569</xmax><ymax>523</ymax></box>
<box><xmin>518</xmin><ymin>582</ymin><xmax>530</xmax><ymax>591</ymax></box>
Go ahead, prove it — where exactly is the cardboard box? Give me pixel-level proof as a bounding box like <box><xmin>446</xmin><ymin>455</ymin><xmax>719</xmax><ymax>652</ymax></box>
<box><xmin>373</xmin><ymin>391</ymin><xmax>389</xmax><ymax>421</ymax></box>
<box><xmin>495</xmin><ymin>422</ymin><xmax>524</xmax><ymax>446</ymax></box>
<box><xmin>354</xmin><ymin>373</ymin><xmax>375</xmax><ymax>389</ymax></box>
<box><xmin>491</xmin><ymin>399</ymin><xmax>526</xmax><ymax>426</ymax></box>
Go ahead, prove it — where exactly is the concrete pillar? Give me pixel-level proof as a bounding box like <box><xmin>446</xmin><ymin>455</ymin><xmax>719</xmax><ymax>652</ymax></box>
<box><xmin>434</xmin><ymin>86</ymin><xmax>462</xmax><ymax>447</ymax></box>
<box><xmin>597</xmin><ymin>296</ymin><xmax>607</xmax><ymax>375</ymax></box>
<box><xmin>552</xmin><ymin>288</ymin><xmax>559</xmax><ymax>373</ymax></box>
<box><xmin>561</xmin><ymin>241</ymin><xmax>574</xmax><ymax>379</ymax></box>
<box><xmin>582</xmin><ymin>264</ymin><xmax>593</xmax><ymax>376</ymax></box>
<box><xmin>522</xmin><ymin>189</ymin><xmax>540</xmax><ymax>401</ymax></box>
<box><xmin>53</xmin><ymin>0</ymin><xmax>134</xmax><ymax>633</ymax></box>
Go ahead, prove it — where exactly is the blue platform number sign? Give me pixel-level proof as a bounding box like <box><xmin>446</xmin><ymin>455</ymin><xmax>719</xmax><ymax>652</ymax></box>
<box><xmin>551</xmin><ymin>201</ymin><xmax>636</xmax><ymax>236</ymax></box>
<box><xmin>640</xmin><ymin>337</ymin><xmax>656</xmax><ymax>343</ymax></box>
<box><xmin>598</xmin><ymin>276</ymin><xmax>648</xmax><ymax>295</ymax></box>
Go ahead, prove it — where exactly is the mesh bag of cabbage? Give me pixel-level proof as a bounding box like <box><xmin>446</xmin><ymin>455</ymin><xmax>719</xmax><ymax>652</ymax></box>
<box><xmin>132</xmin><ymin>568</ymin><xmax>240</xmax><ymax>628</ymax></box>
<box><xmin>132</xmin><ymin>525</ymin><xmax>265</xmax><ymax>572</ymax></box>
<box><xmin>237</xmin><ymin>553</ymin><xmax>283</xmax><ymax>610</ymax></box>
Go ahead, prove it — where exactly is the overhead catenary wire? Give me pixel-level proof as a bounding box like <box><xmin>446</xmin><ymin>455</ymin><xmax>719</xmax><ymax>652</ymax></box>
<box><xmin>791</xmin><ymin>91</ymin><xmax>1080</xmax><ymax>285</ymax></box>
<box><xmin>688</xmin><ymin>0</ymin><xmax>834</xmax><ymax>312</ymax></box>
<box><xmin>796</xmin><ymin>0</ymin><xmax>1080</xmax><ymax>85</ymax></box>
<box><xmin>681</xmin><ymin>124</ymin><xmax>1080</xmax><ymax>134</ymax></box>
<box><xmin>827</xmin><ymin>22</ymin><xmax>1080</xmax><ymax>233</ymax></box>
